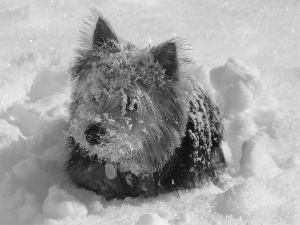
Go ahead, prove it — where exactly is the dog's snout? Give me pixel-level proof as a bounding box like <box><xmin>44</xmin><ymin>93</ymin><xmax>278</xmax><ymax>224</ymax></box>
<box><xmin>84</xmin><ymin>123</ymin><xmax>107</xmax><ymax>145</ymax></box>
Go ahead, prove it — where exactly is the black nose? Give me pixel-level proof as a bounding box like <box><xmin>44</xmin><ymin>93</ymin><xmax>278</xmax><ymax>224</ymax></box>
<box><xmin>84</xmin><ymin>123</ymin><xmax>107</xmax><ymax>145</ymax></box>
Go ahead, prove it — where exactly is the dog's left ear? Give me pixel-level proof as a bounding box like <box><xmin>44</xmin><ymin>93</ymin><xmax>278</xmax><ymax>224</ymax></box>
<box><xmin>151</xmin><ymin>41</ymin><xmax>178</xmax><ymax>80</ymax></box>
<box><xmin>93</xmin><ymin>16</ymin><xmax>118</xmax><ymax>50</ymax></box>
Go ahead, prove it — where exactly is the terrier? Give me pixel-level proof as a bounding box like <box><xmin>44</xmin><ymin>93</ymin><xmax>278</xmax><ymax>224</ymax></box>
<box><xmin>66</xmin><ymin>10</ymin><xmax>225</xmax><ymax>200</ymax></box>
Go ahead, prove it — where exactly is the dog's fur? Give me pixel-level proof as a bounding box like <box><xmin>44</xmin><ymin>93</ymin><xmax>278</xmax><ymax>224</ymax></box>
<box><xmin>66</xmin><ymin>10</ymin><xmax>225</xmax><ymax>199</ymax></box>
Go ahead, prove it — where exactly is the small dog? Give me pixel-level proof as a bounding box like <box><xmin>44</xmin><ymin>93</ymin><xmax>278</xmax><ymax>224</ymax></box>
<box><xmin>66</xmin><ymin>10</ymin><xmax>225</xmax><ymax>200</ymax></box>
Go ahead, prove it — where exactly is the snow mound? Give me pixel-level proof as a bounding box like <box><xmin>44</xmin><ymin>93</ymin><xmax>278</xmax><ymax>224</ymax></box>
<box><xmin>214</xmin><ymin>178</ymin><xmax>284</xmax><ymax>220</ymax></box>
<box><xmin>0</xmin><ymin>119</ymin><xmax>24</xmax><ymax>150</ymax></box>
<box><xmin>209</xmin><ymin>58</ymin><xmax>283</xmax><ymax>169</ymax></box>
<box><xmin>210</xmin><ymin>57</ymin><xmax>264</xmax><ymax>114</ymax></box>
<box><xmin>135</xmin><ymin>213</ymin><xmax>169</xmax><ymax>225</ymax></box>
<box><xmin>240</xmin><ymin>133</ymin><xmax>281</xmax><ymax>180</ymax></box>
<box><xmin>42</xmin><ymin>185</ymin><xmax>88</xmax><ymax>220</ymax></box>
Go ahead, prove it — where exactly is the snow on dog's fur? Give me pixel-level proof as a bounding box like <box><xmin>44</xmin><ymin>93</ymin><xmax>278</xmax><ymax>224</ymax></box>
<box><xmin>66</xmin><ymin>10</ymin><xmax>225</xmax><ymax>199</ymax></box>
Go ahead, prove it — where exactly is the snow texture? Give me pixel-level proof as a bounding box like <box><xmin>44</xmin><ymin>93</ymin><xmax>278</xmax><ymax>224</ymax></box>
<box><xmin>0</xmin><ymin>0</ymin><xmax>299</xmax><ymax>224</ymax></box>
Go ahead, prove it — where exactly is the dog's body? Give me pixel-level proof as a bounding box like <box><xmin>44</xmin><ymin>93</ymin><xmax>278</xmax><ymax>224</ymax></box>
<box><xmin>66</xmin><ymin>10</ymin><xmax>225</xmax><ymax>199</ymax></box>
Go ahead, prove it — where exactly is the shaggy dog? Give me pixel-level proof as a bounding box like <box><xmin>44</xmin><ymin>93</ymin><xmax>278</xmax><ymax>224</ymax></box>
<box><xmin>66</xmin><ymin>10</ymin><xmax>225</xmax><ymax>200</ymax></box>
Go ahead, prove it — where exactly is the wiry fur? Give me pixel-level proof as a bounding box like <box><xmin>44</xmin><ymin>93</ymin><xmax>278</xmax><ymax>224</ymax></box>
<box><xmin>66</xmin><ymin>10</ymin><xmax>225</xmax><ymax>199</ymax></box>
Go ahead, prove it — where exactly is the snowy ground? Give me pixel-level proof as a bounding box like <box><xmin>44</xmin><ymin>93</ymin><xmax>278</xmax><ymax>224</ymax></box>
<box><xmin>0</xmin><ymin>0</ymin><xmax>299</xmax><ymax>224</ymax></box>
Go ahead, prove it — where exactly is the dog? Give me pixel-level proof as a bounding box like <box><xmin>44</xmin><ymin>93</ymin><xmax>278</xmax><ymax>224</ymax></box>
<box><xmin>66</xmin><ymin>10</ymin><xmax>225</xmax><ymax>200</ymax></box>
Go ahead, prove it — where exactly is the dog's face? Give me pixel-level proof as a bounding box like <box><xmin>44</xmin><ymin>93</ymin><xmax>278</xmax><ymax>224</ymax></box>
<box><xmin>67</xmin><ymin>11</ymin><xmax>191</xmax><ymax>175</ymax></box>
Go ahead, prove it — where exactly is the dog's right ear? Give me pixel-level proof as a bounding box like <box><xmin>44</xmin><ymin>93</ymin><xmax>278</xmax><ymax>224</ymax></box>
<box><xmin>93</xmin><ymin>16</ymin><xmax>118</xmax><ymax>50</ymax></box>
<box><xmin>151</xmin><ymin>41</ymin><xmax>179</xmax><ymax>81</ymax></box>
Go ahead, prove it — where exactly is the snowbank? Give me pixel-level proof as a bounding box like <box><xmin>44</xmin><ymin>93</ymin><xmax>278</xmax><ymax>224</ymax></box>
<box><xmin>0</xmin><ymin>0</ymin><xmax>299</xmax><ymax>224</ymax></box>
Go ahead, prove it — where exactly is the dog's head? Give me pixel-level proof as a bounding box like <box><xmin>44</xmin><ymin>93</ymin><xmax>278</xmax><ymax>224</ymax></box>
<box><xmin>67</xmin><ymin>10</ymin><xmax>192</xmax><ymax>175</ymax></box>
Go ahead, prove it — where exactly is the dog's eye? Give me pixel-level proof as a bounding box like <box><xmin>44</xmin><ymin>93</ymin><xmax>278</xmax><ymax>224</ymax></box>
<box><xmin>125</xmin><ymin>96</ymin><xmax>138</xmax><ymax>112</ymax></box>
<box><xmin>91</xmin><ymin>95</ymin><xmax>98</xmax><ymax>103</ymax></box>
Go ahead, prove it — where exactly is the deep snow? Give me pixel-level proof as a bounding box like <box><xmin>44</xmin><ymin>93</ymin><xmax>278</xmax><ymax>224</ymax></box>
<box><xmin>0</xmin><ymin>0</ymin><xmax>299</xmax><ymax>224</ymax></box>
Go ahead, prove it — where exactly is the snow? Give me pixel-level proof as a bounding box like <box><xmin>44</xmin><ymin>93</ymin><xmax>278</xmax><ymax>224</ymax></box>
<box><xmin>42</xmin><ymin>185</ymin><xmax>88</xmax><ymax>220</ymax></box>
<box><xmin>240</xmin><ymin>133</ymin><xmax>281</xmax><ymax>180</ymax></box>
<box><xmin>0</xmin><ymin>0</ymin><xmax>299</xmax><ymax>224</ymax></box>
<box><xmin>210</xmin><ymin>57</ymin><xmax>264</xmax><ymax>114</ymax></box>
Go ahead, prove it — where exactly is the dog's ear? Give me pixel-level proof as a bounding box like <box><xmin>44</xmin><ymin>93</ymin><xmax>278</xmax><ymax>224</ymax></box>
<box><xmin>152</xmin><ymin>41</ymin><xmax>178</xmax><ymax>80</ymax></box>
<box><xmin>93</xmin><ymin>16</ymin><xmax>118</xmax><ymax>50</ymax></box>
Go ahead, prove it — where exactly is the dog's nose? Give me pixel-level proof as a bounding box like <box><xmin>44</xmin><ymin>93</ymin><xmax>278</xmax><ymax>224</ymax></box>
<box><xmin>84</xmin><ymin>123</ymin><xmax>107</xmax><ymax>145</ymax></box>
